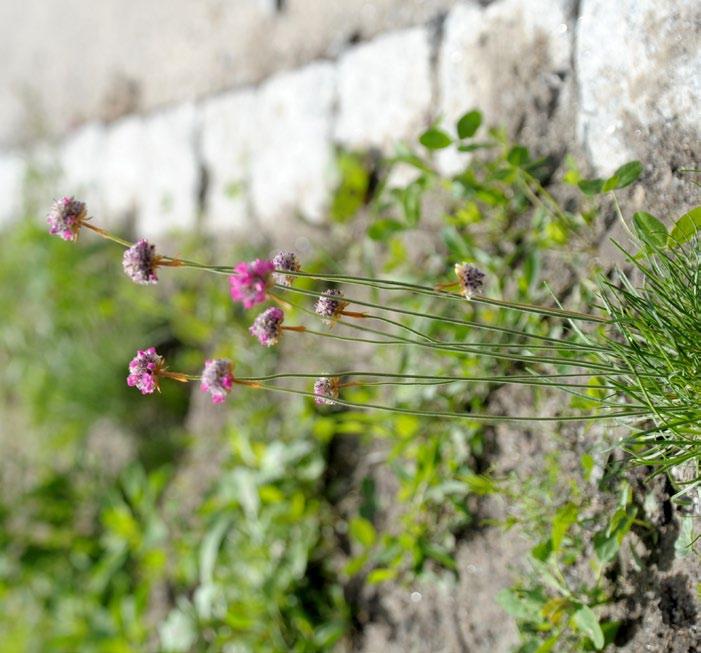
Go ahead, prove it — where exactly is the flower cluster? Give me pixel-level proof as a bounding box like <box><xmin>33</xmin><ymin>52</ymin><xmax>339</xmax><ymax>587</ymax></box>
<box><xmin>229</xmin><ymin>260</ymin><xmax>275</xmax><ymax>309</ymax></box>
<box><xmin>122</xmin><ymin>239</ymin><xmax>159</xmax><ymax>285</ymax></box>
<box><xmin>200</xmin><ymin>359</ymin><xmax>234</xmax><ymax>404</ymax></box>
<box><xmin>47</xmin><ymin>196</ymin><xmax>87</xmax><ymax>241</ymax></box>
<box><xmin>45</xmin><ymin>199</ymin><xmax>501</xmax><ymax>415</ymax></box>
<box><xmin>127</xmin><ymin>347</ymin><xmax>164</xmax><ymax>395</ymax></box>
<box><xmin>313</xmin><ymin>376</ymin><xmax>340</xmax><ymax>405</ymax></box>
<box><xmin>454</xmin><ymin>262</ymin><xmax>485</xmax><ymax>299</ymax></box>
<box><xmin>250</xmin><ymin>307</ymin><xmax>285</xmax><ymax>346</ymax></box>
<box><xmin>315</xmin><ymin>289</ymin><xmax>348</xmax><ymax>325</ymax></box>
<box><xmin>272</xmin><ymin>251</ymin><xmax>301</xmax><ymax>287</ymax></box>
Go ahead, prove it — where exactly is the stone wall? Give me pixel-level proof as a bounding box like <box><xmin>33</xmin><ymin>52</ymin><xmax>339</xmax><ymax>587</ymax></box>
<box><xmin>0</xmin><ymin>0</ymin><xmax>698</xmax><ymax>235</ymax></box>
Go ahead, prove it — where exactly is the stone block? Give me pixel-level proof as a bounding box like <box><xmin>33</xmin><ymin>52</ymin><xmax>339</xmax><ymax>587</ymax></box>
<box><xmin>577</xmin><ymin>0</ymin><xmax>701</xmax><ymax>174</ymax></box>
<box><xmin>335</xmin><ymin>27</ymin><xmax>433</xmax><ymax>150</ymax></box>
<box><xmin>249</xmin><ymin>62</ymin><xmax>336</xmax><ymax>228</ymax></box>
<box><xmin>200</xmin><ymin>89</ymin><xmax>257</xmax><ymax>233</ymax></box>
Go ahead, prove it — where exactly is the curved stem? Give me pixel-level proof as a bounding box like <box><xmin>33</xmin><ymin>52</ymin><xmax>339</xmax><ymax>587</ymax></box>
<box><xmin>272</xmin><ymin>291</ymin><xmax>619</xmax><ymax>373</ymax></box>
<box><xmin>250</xmin><ymin>382</ymin><xmax>647</xmax><ymax>423</ymax></box>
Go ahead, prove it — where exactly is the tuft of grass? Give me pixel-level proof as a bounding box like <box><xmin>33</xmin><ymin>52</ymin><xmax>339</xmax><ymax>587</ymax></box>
<box><xmin>597</xmin><ymin>233</ymin><xmax>701</xmax><ymax>479</ymax></box>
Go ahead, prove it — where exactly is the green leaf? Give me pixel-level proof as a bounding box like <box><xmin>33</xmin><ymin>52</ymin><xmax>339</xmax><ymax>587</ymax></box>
<box><xmin>456</xmin><ymin>110</ymin><xmax>482</xmax><ymax>139</ymax></box>
<box><xmin>577</xmin><ymin>178</ymin><xmax>605</xmax><ymax>195</ymax></box>
<box><xmin>593</xmin><ymin>531</ymin><xmax>619</xmax><ymax>563</ymax></box>
<box><xmin>441</xmin><ymin>226</ymin><xmax>472</xmax><ymax>259</ymax></box>
<box><xmin>572</xmin><ymin>606</ymin><xmax>604</xmax><ymax>650</ymax></box>
<box><xmin>199</xmin><ymin>516</ymin><xmax>231</xmax><ymax>584</ymax></box>
<box><xmin>675</xmin><ymin>515</ymin><xmax>696</xmax><ymax>558</ymax></box>
<box><xmin>419</xmin><ymin>127</ymin><xmax>453</xmax><ymax>150</ymax></box>
<box><xmin>349</xmin><ymin>517</ymin><xmax>376</xmax><ymax>548</ymax></box>
<box><xmin>367</xmin><ymin>567</ymin><xmax>397</xmax><ymax>584</ymax></box>
<box><xmin>531</xmin><ymin>539</ymin><xmax>553</xmax><ymax>562</ymax></box>
<box><xmin>602</xmin><ymin>160</ymin><xmax>643</xmax><ymax>191</ymax></box>
<box><xmin>496</xmin><ymin>589</ymin><xmax>542</xmax><ymax>620</ymax></box>
<box><xmin>551</xmin><ymin>503</ymin><xmax>578</xmax><ymax>552</ymax></box>
<box><xmin>367</xmin><ymin>218</ymin><xmax>405</xmax><ymax>241</ymax></box>
<box><xmin>632</xmin><ymin>211</ymin><xmax>667</xmax><ymax>249</ymax></box>
<box><xmin>507</xmin><ymin>146</ymin><xmax>530</xmax><ymax>167</ymax></box>
<box><xmin>669</xmin><ymin>206</ymin><xmax>701</xmax><ymax>246</ymax></box>
<box><xmin>457</xmin><ymin>141</ymin><xmax>496</xmax><ymax>152</ymax></box>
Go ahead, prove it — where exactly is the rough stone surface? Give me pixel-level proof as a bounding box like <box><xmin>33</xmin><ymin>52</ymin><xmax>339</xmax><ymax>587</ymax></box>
<box><xmin>438</xmin><ymin>0</ymin><xmax>575</xmax><ymax>173</ymax></box>
<box><xmin>249</xmin><ymin>63</ymin><xmax>336</xmax><ymax>229</ymax></box>
<box><xmin>136</xmin><ymin>104</ymin><xmax>199</xmax><ymax>237</ymax></box>
<box><xmin>59</xmin><ymin>123</ymin><xmax>107</xmax><ymax>219</ymax></box>
<box><xmin>335</xmin><ymin>27</ymin><xmax>433</xmax><ymax>150</ymax></box>
<box><xmin>100</xmin><ymin>115</ymin><xmax>148</xmax><ymax>228</ymax></box>
<box><xmin>200</xmin><ymin>89</ymin><xmax>257</xmax><ymax>233</ymax></box>
<box><xmin>577</xmin><ymin>0</ymin><xmax>701</xmax><ymax>175</ymax></box>
<box><xmin>0</xmin><ymin>0</ymin><xmax>457</xmax><ymax>148</ymax></box>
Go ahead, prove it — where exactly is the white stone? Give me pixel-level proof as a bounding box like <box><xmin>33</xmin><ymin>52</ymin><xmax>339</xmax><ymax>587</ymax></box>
<box><xmin>200</xmin><ymin>89</ymin><xmax>257</xmax><ymax>233</ymax></box>
<box><xmin>137</xmin><ymin>103</ymin><xmax>199</xmax><ymax>237</ymax></box>
<box><xmin>577</xmin><ymin>0</ymin><xmax>701</xmax><ymax>174</ymax></box>
<box><xmin>100</xmin><ymin>115</ymin><xmax>148</xmax><ymax>228</ymax></box>
<box><xmin>60</xmin><ymin>123</ymin><xmax>107</xmax><ymax>217</ymax></box>
<box><xmin>438</xmin><ymin>0</ymin><xmax>573</xmax><ymax>173</ymax></box>
<box><xmin>249</xmin><ymin>62</ymin><xmax>336</xmax><ymax>228</ymax></box>
<box><xmin>335</xmin><ymin>27</ymin><xmax>433</xmax><ymax>150</ymax></box>
<box><xmin>0</xmin><ymin>152</ymin><xmax>25</xmax><ymax>224</ymax></box>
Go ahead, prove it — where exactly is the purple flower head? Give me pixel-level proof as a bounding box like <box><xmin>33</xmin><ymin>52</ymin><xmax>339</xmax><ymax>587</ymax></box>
<box><xmin>314</xmin><ymin>289</ymin><xmax>348</xmax><ymax>325</ymax></box>
<box><xmin>229</xmin><ymin>259</ymin><xmax>275</xmax><ymax>309</ymax></box>
<box><xmin>200</xmin><ymin>359</ymin><xmax>234</xmax><ymax>404</ymax></box>
<box><xmin>454</xmin><ymin>263</ymin><xmax>485</xmax><ymax>299</ymax></box>
<box><xmin>250</xmin><ymin>307</ymin><xmax>285</xmax><ymax>347</ymax></box>
<box><xmin>47</xmin><ymin>196</ymin><xmax>87</xmax><ymax>241</ymax></box>
<box><xmin>272</xmin><ymin>251</ymin><xmax>301</xmax><ymax>287</ymax></box>
<box><xmin>127</xmin><ymin>347</ymin><xmax>164</xmax><ymax>395</ymax></box>
<box><xmin>313</xmin><ymin>376</ymin><xmax>341</xmax><ymax>406</ymax></box>
<box><xmin>122</xmin><ymin>239</ymin><xmax>159</xmax><ymax>285</ymax></box>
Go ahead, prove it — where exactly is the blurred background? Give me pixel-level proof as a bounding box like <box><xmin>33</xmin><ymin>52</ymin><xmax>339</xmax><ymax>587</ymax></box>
<box><xmin>0</xmin><ymin>1</ymin><xmax>698</xmax><ymax>651</ymax></box>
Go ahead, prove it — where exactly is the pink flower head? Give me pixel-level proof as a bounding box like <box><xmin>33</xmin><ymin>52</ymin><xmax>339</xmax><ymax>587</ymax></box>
<box><xmin>200</xmin><ymin>359</ymin><xmax>234</xmax><ymax>404</ymax></box>
<box><xmin>47</xmin><ymin>196</ymin><xmax>87</xmax><ymax>241</ymax></box>
<box><xmin>272</xmin><ymin>251</ymin><xmax>301</xmax><ymax>287</ymax></box>
<box><xmin>127</xmin><ymin>347</ymin><xmax>164</xmax><ymax>395</ymax></box>
<box><xmin>314</xmin><ymin>289</ymin><xmax>348</xmax><ymax>325</ymax></box>
<box><xmin>250</xmin><ymin>307</ymin><xmax>285</xmax><ymax>347</ymax></box>
<box><xmin>313</xmin><ymin>376</ymin><xmax>341</xmax><ymax>406</ymax></box>
<box><xmin>123</xmin><ymin>239</ymin><xmax>159</xmax><ymax>284</ymax></box>
<box><xmin>229</xmin><ymin>259</ymin><xmax>275</xmax><ymax>309</ymax></box>
<box><xmin>454</xmin><ymin>263</ymin><xmax>485</xmax><ymax>299</ymax></box>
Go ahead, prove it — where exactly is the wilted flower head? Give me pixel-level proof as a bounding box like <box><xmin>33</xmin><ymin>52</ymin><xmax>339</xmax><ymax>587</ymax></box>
<box><xmin>127</xmin><ymin>347</ymin><xmax>164</xmax><ymax>395</ymax></box>
<box><xmin>314</xmin><ymin>289</ymin><xmax>348</xmax><ymax>324</ymax></box>
<box><xmin>229</xmin><ymin>259</ymin><xmax>275</xmax><ymax>309</ymax></box>
<box><xmin>200</xmin><ymin>359</ymin><xmax>234</xmax><ymax>404</ymax></box>
<box><xmin>272</xmin><ymin>251</ymin><xmax>301</xmax><ymax>287</ymax></box>
<box><xmin>250</xmin><ymin>307</ymin><xmax>285</xmax><ymax>347</ymax></box>
<box><xmin>47</xmin><ymin>196</ymin><xmax>87</xmax><ymax>241</ymax></box>
<box><xmin>122</xmin><ymin>239</ymin><xmax>159</xmax><ymax>284</ymax></box>
<box><xmin>454</xmin><ymin>263</ymin><xmax>485</xmax><ymax>299</ymax></box>
<box><xmin>313</xmin><ymin>376</ymin><xmax>341</xmax><ymax>405</ymax></box>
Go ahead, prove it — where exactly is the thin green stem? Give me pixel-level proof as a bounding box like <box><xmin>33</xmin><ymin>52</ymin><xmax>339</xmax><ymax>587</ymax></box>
<box><xmin>250</xmin><ymin>382</ymin><xmax>648</xmax><ymax>423</ymax></box>
<box><xmin>274</xmin><ymin>289</ymin><xmax>621</xmax><ymax>373</ymax></box>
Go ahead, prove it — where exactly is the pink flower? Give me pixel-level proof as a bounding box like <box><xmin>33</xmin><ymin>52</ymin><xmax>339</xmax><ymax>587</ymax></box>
<box><xmin>313</xmin><ymin>376</ymin><xmax>341</xmax><ymax>406</ymax></box>
<box><xmin>250</xmin><ymin>307</ymin><xmax>285</xmax><ymax>347</ymax></box>
<box><xmin>454</xmin><ymin>263</ymin><xmax>485</xmax><ymax>299</ymax></box>
<box><xmin>200</xmin><ymin>359</ymin><xmax>234</xmax><ymax>404</ymax></box>
<box><xmin>47</xmin><ymin>196</ymin><xmax>87</xmax><ymax>241</ymax></box>
<box><xmin>127</xmin><ymin>347</ymin><xmax>164</xmax><ymax>395</ymax></box>
<box><xmin>123</xmin><ymin>239</ymin><xmax>159</xmax><ymax>284</ymax></box>
<box><xmin>229</xmin><ymin>259</ymin><xmax>275</xmax><ymax>309</ymax></box>
<box><xmin>272</xmin><ymin>251</ymin><xmax>301</xmax><ymax>287</ymax></box>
